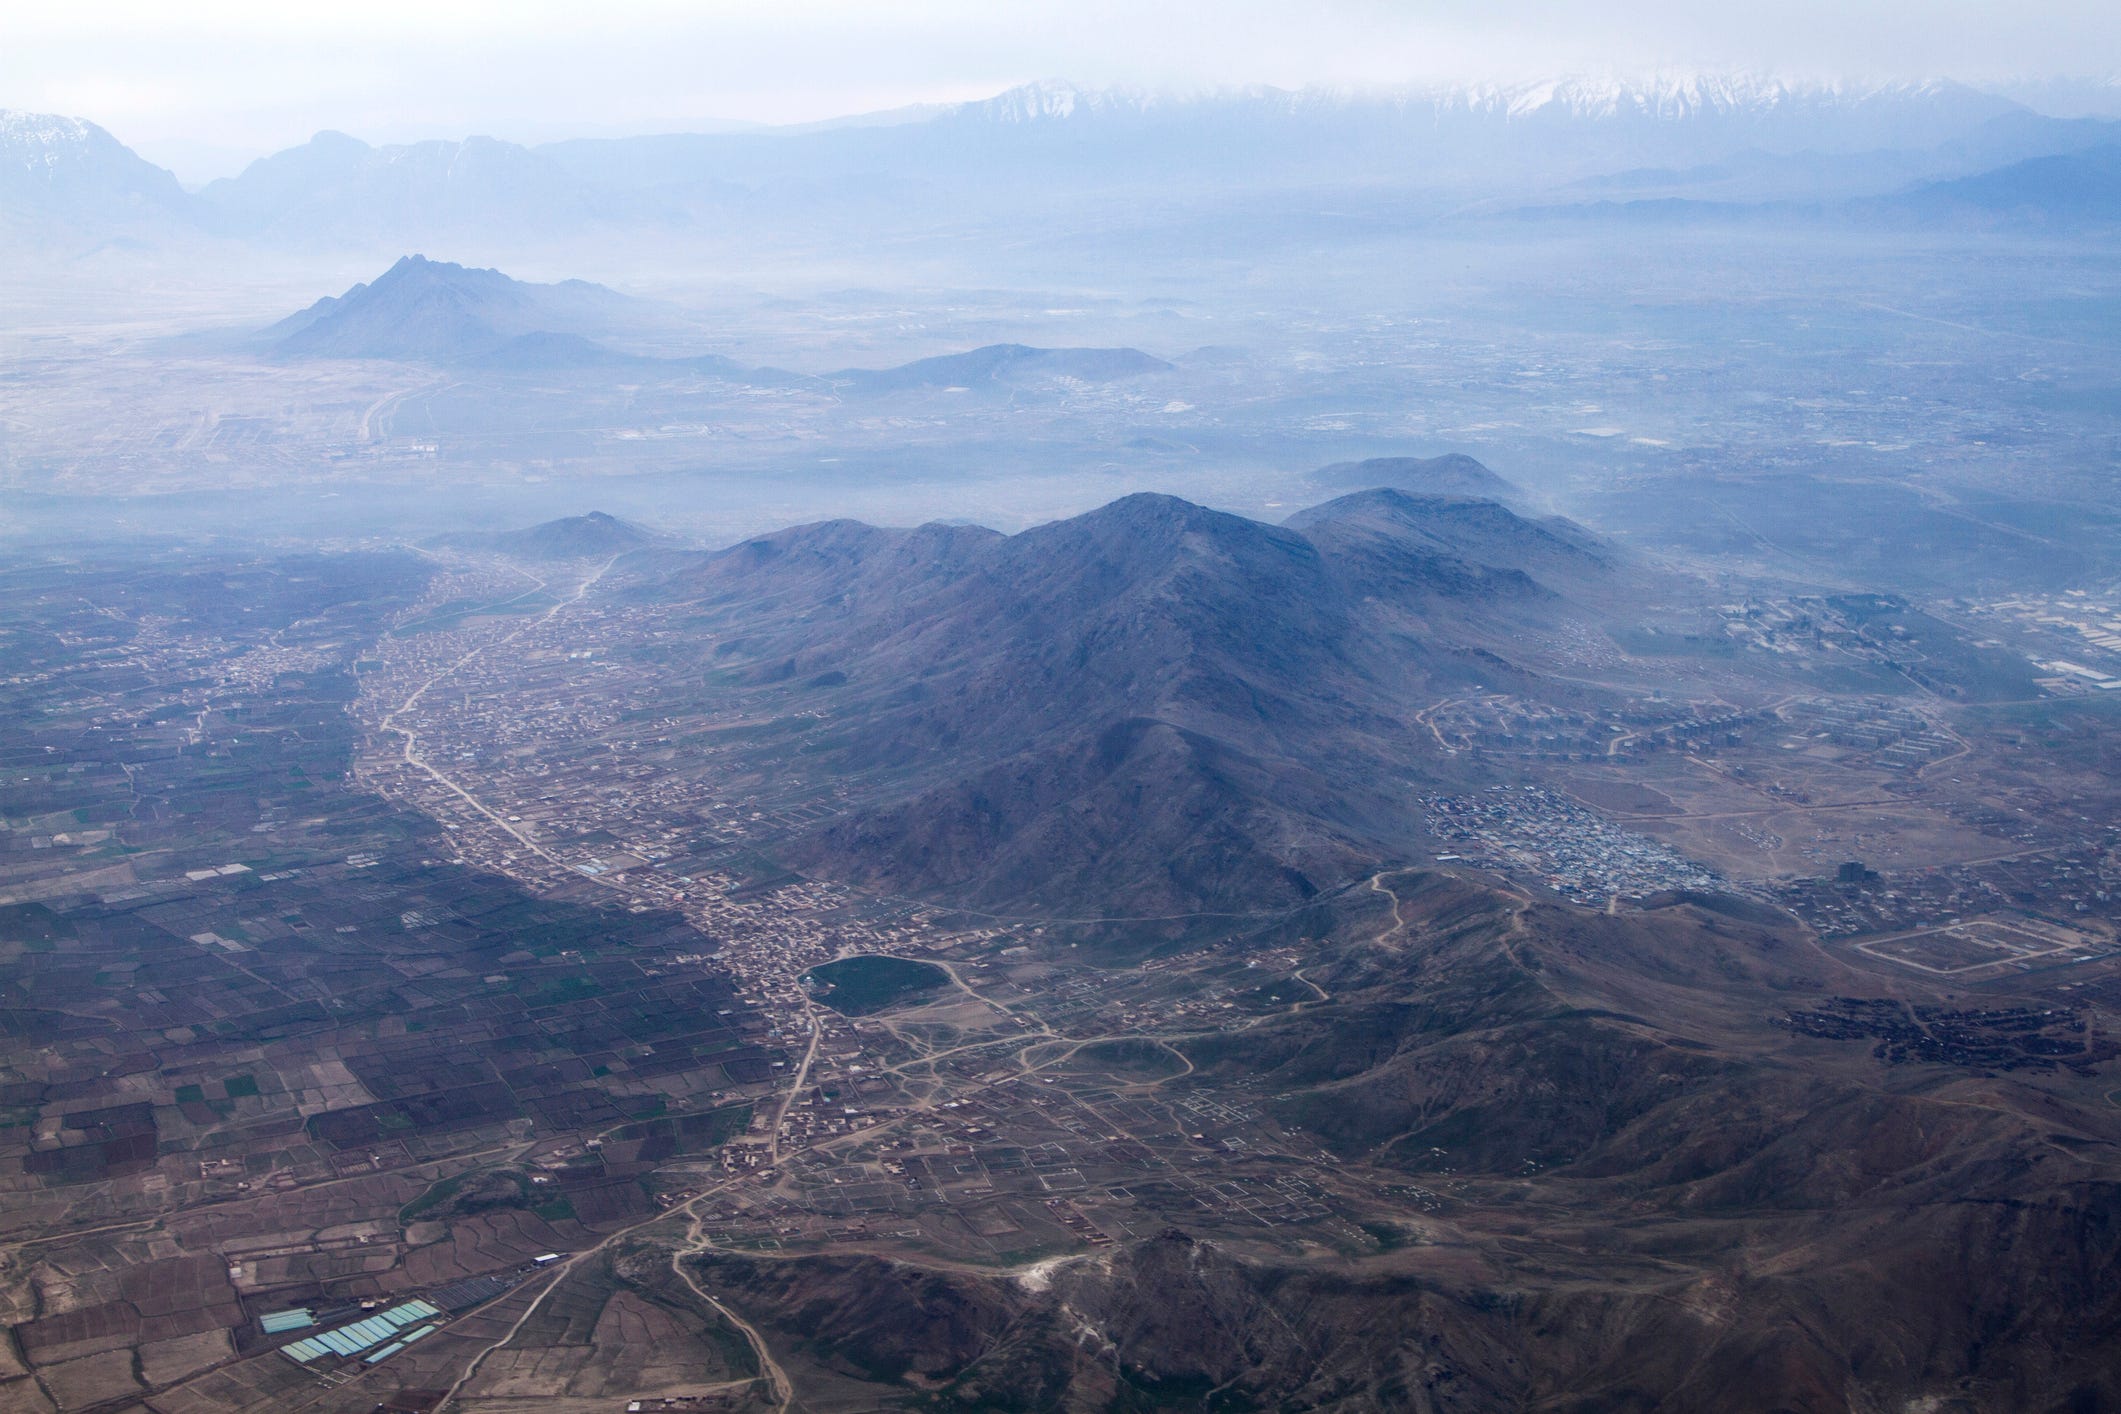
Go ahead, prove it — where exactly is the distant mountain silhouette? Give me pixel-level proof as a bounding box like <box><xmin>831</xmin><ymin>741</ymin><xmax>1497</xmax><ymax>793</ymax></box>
<box><xmin>267</xmin><ymin>255</ymin><xmax>646</xmax><ymax>362</ymax></box>
<box><xmin>620</xmin><ymin>488</ymin><xmax>1625</xmax><ymax>912</ymax></box>
<box><xmin>196</xmin><ymin>131</ymin><xmax>607</xmax><ymax>246</ymax></box>
<box><xmin>435</xmin><ymin>511</ymin><xmax>665</xmax><ymax>560</ymax></box>
<box><xmin>1307</xmin><ymin>453</ymin><xmax>1518</xmax><ymax>500</ymax></box>
<box><xmin>266</xmin><ymin>263</ymin><xmax>1171</xmax><ymax>388</ymax></box>
<box><xmin>1524</xmin><ymin>134</ymin><xmax>2121</xmax><ymax>226</ymax></box>
<box><xmin>1287</xmin><ymin>488</ymin><xmax>1611</xmax><ymax>600</ymax></box>
<box><xmin>4</xmin><ymin>80</ymin><xmax>2100</xmax><ymax>254</ymax></box>
<box><xmin>1890</xmin><ymin>144</ymin><xmax>2121</xmax><ymax>223</ymax></box>
<box><xmin>829</xmin><ymin>344</ymin><xmax>1172</xmax><ymax>394</ymax></box>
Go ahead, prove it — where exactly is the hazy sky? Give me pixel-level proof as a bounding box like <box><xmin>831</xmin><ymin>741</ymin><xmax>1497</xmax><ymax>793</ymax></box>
<box><xmin>9</xmin><ymin>0</ymin><xmax>2119</xmax><ymax>181</ymax></box>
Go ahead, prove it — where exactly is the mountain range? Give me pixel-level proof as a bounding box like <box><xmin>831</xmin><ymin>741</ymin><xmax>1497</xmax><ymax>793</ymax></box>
<box><xmin>5</xmin><ymin>77</ymin><xmax>2117</xmax><ymax>253</ymax></box>
<box><xmin>597</xmin><ymin>485</ymin><xmax>1633</xmax><ymax>914</ymax></box>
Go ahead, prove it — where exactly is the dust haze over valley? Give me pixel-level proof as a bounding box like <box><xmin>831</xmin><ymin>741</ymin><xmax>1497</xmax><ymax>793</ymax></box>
<box><xmin>10</xmin><ymin>73</ymin><xmax>2121</xmax><ymax>568</ymax></box>
<box><xmin>7</xmin><ymin>13</ymin><xmax>2121</xmax><ymax>1414</ymax></box>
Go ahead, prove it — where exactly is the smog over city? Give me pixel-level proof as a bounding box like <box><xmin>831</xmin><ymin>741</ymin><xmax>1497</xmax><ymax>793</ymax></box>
<box><xmin>3</xmin><ymin>4</ymin><xmax>2121</xmax><ymax>1412</ymax></box>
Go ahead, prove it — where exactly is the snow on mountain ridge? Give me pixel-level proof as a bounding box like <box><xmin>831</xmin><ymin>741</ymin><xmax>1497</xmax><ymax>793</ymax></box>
<box><xmin>0</xmin><ymin>107</ymin><xmax>188</xmax><ymax>226</ymax></box>
<box><xmin>0</xmin><ymin>110</ymin><xmax>108</xmax><ymax>178</ymax></box>
<box><xmin>961</xmin><ymin>80</ymin><xmax>1157</xmax><ymax>123</ymax></box>
<box><xmin>949</xmin><ymin>73</ymin><xmax>2004</xmax><ymax>126</ymax></box>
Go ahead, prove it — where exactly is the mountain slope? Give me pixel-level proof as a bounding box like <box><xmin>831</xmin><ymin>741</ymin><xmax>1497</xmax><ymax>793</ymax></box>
<box><xmin>682</xmin><ymin>871</ymin><xmax>2121</xmax><ymax>1412</ymax></box>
